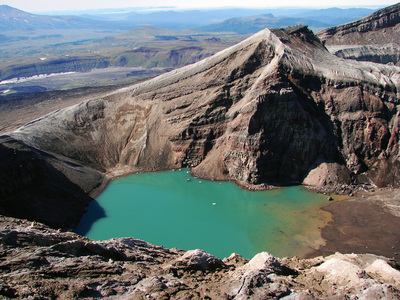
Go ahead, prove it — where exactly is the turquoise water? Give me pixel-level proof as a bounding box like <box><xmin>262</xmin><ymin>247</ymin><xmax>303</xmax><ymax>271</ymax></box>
<box><xmin>75</xmin><ymin>169</ymin><xmax>330</xmax><ymax>259</ymax></box>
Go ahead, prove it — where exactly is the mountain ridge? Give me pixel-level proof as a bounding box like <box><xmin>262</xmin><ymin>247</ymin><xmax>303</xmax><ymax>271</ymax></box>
<box><xmin>197</xmin><ymin>14</ymin><xmax>330</xmax><ymax>34</ymax></box>
<box><xmin>198</xmin><ymin>7</ymin><xmax>378</xmax><ymax>34</ymax></box>
<box><xmin>318</xmin><ymin>2</ymin><xmax>400</xmax><ymax>65</ymax></box>
<box><xmin>0</xmin><ymin>5</ymin><xmax>378</xmax><ymax>32</ymax></box>
<box><xmin>318</xmin><ymin>2</ymin><xmax>400</xmax><ymax>41</ymax></box>
<box><xmin>0</xmin><ymin>5</ymin><xmax>121</xmax><ymax>30</ymax></box>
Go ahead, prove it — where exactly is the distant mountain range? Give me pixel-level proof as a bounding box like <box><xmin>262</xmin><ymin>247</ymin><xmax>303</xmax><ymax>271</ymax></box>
<box><xmin>0</xmin><ymin>5</ymin><xmax>378</xmax><ymax>32</ymax></box>
<box><xmin>198</xmin><ymin>14</ymin><xmax>329</xmax><ymax>34</ymax></box>
<box><xmin>198</xmin><ymin>7</ymin><xmax>378</xmax><ymax>33</ymax></box>
<box><xmin>0</xmin><ymin>5</ymin><xmax>123</xmax><ymax>30</ymax></box>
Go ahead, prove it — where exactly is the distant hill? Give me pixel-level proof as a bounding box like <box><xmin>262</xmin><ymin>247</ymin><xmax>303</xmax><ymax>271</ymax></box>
<box><xmin>55</xmin><ymin>8</ymin><xmax>309</xmax><ymax>30</ymax></box>
<box><xmin>1</xmin><ymin>5</ymin><xmax>379</xmax><ymax>32</ymax></box>
<box><xmin>198</xmin><ymin>7</ymin><xmax>378</xmax><ymax>33</ymax></box>
<box><xmin>291</xmin><ymin>7</ymin><xmax>377</xmax><ymax>26</ymax></box>
<box><xmin>198</xmin><ymin>14</ymin><xmax>330</xmax><ymax>34</ymax></box>
<box><xmin>0</xmin><ymin>5</ymin><xmax>120</xmax><ymax>30</ymax></box>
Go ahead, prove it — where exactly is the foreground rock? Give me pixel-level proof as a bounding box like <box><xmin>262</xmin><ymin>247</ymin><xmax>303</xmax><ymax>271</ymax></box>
<box><xmin>318</xmin><ymin>3</ymin><xmax>400</xmax><ymax>65</ymax></box>
<box><xmin>0</xmin><ymin>216</ymin><xmax>399</xmax><ymax>299</ymax></box>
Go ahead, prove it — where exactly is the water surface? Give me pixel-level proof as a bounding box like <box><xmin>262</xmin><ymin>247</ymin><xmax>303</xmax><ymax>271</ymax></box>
<box><xmin>75</xmin><ymin>169</ymin><xmax>331</xmax><ymax>259</ymax></box>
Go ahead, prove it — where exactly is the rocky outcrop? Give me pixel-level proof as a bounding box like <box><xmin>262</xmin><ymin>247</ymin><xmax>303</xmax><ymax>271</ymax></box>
<box><xmin>318</xmin><ymin>3</ymin><xmax>400</xmax><ymax>65</ymax></box>
<box><xmin>331</xmin><ymin>44</ymin><xmax>400</xmax><ymax>65</ymax></box>
<box><xmin>0</xmin><ymin>216</ymin><xmax>399</xmax><ymax>299</ymax></box>
<box><xmin>1</xmin><ymin>24</ymin><xmax>400</xmax><ymax>226</ymax></box>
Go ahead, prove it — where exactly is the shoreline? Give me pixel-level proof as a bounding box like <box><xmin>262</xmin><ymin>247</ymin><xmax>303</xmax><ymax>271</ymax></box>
<box><xmin>307</xmin><ymin>188</ymin><xmax>400</xmax><ymax>264</ymax></box>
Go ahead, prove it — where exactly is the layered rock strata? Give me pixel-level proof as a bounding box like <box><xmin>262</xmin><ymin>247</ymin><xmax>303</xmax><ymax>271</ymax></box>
<box><xmin>318</xmin><ymin>3</ymin><xmax>400</xmax><ymax>65</ymax></box>
<box><xmin>0</xmin><ymin>216</ymin><xmax>399</xmax><ymax>299</ymax></box>
<box><xmin>1</xmin><ymin>25</ymin><xmax>400</xmax><ymax>226</ymax></box>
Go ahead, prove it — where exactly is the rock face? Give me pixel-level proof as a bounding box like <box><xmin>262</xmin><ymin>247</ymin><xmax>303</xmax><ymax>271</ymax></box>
<box><xmin>318</xmin><ymin>3</ymin><xmax>400</xmax><ymax>65</ymax></box>
<box><xmin>0</xmin><ymin>135</ymin><xmax>105</xmax><ymax>229</ymax></box>
<box><xmin>0</xmin><ymin>216</ymin><xmax>399</xmax><ymax>299</ymax></box>
<box><xmin>1</xmin><ymin>23</ymin><xmax>400</xmax><ymax>226</ymax></box>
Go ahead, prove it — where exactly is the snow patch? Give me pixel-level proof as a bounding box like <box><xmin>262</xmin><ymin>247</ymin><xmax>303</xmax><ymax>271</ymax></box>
<box><xmin>0</xmin><ymin>72</ymin><xmax>76</xmax><ymax>85</ymax></box>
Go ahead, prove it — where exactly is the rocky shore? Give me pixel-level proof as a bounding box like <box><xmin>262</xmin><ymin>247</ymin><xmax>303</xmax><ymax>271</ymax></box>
<box><xmin>1</xmin><ymin>215</ymin><xmax>399</xmax><ymax>299</ymax></box>
<box><xmin>309</xmin><ymin>188</ymin><xmax>400</xmax><ymax>265</ymax></box>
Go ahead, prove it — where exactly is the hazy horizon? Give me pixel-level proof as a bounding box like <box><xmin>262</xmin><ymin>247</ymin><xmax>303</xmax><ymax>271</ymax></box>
<box><xmin>0</xmin><ymin>0</ymin><xmax>396</xmax><ymax>13</ymax></box>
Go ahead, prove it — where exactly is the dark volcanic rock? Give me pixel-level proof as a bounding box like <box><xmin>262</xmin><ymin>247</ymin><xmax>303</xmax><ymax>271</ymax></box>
<box><xmin>318</xmin><ymin>3</ymin><xmax>400</xmax><ymax>65</ymax></box>
<box><xmin>1</xmin><ymin>24</ymin><xmax>400</xmax><ymax>226</ymax></box>
<box><xmin>0</xmin><ymin>135</ymin><xmax>105</xmax><ymax>229</ymax></box>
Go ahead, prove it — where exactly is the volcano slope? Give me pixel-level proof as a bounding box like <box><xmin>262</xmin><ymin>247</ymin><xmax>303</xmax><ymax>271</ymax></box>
<box><xmin>1</xmin><ymin>25</ymin><xmax>400</xmax><ymax>228</ymax></box>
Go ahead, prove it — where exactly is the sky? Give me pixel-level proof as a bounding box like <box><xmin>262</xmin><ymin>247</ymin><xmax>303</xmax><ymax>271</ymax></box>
<box><xmin>0</xmin><ymin>0</ymin><xmax>397</xmax><ymax>13</ymax></box>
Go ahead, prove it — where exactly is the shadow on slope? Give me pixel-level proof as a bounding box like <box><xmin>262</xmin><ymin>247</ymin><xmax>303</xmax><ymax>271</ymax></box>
<box><xmin>0</xmin><ymin>135</ymin><xmax>105</xmax><ymax>229</ymax></box>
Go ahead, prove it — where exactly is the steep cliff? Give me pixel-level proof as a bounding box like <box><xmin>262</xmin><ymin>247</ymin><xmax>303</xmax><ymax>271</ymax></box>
<box><xmin>1</xmin><ymin>25</ymin><xmax>400</xmax><ymax>226</ymax></box>
<box><xmin>318</xmin><ymin>3</ymin><xmax>400</xmax><ymax>65</ymax></box>
<box><xmin>0</xmin><ymin>135</ymin><xmax>105</xmax><ymax>229</ymax></box>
